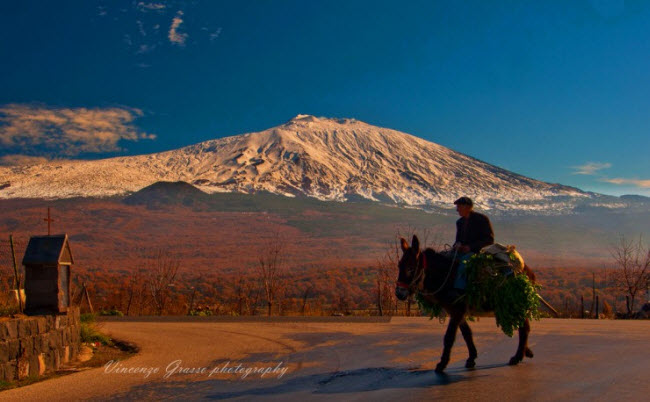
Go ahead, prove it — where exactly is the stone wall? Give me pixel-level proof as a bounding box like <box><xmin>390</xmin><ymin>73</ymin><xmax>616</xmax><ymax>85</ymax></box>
<box><xmin>0</xmin><ymin>307</ymin><xmax>80</xmax><ymax>382</ymax></box>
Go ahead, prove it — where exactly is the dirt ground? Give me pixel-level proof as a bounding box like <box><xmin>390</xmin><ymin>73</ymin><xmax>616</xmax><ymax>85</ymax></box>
<box><xmin>1</xmin><ymin>317</ymin><xmax>648</xmax><ymax>401</ymax></box>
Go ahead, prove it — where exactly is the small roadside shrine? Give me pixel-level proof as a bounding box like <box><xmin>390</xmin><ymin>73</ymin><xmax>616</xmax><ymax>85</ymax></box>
<box><xmin>22</xmin><ymin>234</ymin><xmax>74</xmax><ymax>314</ymax></box>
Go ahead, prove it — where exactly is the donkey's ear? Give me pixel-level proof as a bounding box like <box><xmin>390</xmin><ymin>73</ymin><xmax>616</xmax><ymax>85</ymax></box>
<box><xmin>411</xmin><ymin>235</ymin><xmax>420</xmax><ymax>251</ymax></box>
<box><xmin>400</xmin><ymin>237</ymin><xmax>409</xmax><ymax>252</ymax></box>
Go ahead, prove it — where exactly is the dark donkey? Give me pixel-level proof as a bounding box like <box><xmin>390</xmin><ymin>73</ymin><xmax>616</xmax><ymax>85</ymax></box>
<box><xmin>395</xmin><ymin>235</ymin><xmax>535</xmax><ymax>373</ymax></box>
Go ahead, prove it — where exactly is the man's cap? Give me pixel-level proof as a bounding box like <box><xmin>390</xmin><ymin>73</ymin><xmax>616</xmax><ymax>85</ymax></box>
<box><xmin>454</xmin><ymin>196</ymin><xmax>473</xmax><ymax>207</ymax></box>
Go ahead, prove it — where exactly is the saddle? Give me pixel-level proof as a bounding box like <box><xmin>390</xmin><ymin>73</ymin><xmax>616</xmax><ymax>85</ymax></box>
<box><xmin>480</xmin><ymin>243</ymin><xmax>525</xmax><ymax>275</ymax></box>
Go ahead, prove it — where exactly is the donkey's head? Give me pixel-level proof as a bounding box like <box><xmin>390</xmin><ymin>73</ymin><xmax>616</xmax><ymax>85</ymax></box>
<box><xmin>395</xmin><ymin>235</ymin><xmax>421</xmax><ymax>301</ymax></box>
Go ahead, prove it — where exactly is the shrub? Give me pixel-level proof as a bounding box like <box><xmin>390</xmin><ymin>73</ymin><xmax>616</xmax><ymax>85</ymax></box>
<box><xmin>189</xmin><ymin>309</ymin><xmax>213</xmax><ymax>316</ymax></box>
<box><xmin>80</xmin><ymin>313</ymin><xmax>112</xmax><ymax>345</ymax></box>
<box><xmin>80</xmin><ymin>313</ymin><xmax>96</xmax><ymax>324</ymax></box>
<box><xmin>99</xmin><ymin>309</ymin><xmax>124</xmax><ymax>316</ymax></box>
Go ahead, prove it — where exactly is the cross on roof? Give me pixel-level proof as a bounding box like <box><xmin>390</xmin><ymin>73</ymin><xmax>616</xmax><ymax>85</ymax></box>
<box><xmin>44</xmin><ymin>207</ymin><xmax>54</xmax><ymax>235</ymax></box>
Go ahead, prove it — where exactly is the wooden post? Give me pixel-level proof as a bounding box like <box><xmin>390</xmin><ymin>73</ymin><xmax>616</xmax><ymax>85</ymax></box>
<box><xmin>595</xmin><ymin>295</ymin><xmax>599</xmax><ymax>319</ymax></box>
<box><xmin>9</xmin><ymin>235</ymin><xmax>23</xmax><ymax>313</ymax></box>
<box><xmin>539</xmin><ymin>295</ymin><xmax>560</xmax><ymax>317</ymax></box>
<box><xmin>80</xmin><ymin>283</ymin><xmax>94</xmax><ymax>314</ymax></box>
<box><xmin>580</xmin><ymin>295</ymin><xmax>584</xmax><ymax>319</ymax></box>
<box><xmin>626</xmin><ymin>295</ymin><xmax>630</xmax><ymax>316</ymax></box>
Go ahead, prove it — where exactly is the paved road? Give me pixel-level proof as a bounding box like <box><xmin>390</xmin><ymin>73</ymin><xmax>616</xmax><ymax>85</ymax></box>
<box><xmin>2</xmin><ymin>318</ymin><xmax>648</xmax><ymax>401</ymax></box>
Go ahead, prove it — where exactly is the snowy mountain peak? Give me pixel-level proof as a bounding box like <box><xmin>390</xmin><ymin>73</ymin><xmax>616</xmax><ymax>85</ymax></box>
<box><xmin>288</xmin><ymin>114</ymin><xmax>320</xmax><ymax>123</ymax></box>
<box><xmin>0</xmin><ymin>115</ymin><xmax>613</xmax><ymax>212</ymax></box>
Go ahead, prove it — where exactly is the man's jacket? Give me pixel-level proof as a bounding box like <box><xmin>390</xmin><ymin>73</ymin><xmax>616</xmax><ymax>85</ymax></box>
<box><xmin>456</xmin><ymin>211</ymin><xmax>495</xmax><ymax>253</ymax></box>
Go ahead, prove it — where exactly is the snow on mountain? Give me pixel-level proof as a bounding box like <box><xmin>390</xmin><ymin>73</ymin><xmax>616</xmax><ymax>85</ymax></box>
<box><xmin>0</xmin><ymin>115</ymin><xmax>602</xmax><ymax>211</ymax></box>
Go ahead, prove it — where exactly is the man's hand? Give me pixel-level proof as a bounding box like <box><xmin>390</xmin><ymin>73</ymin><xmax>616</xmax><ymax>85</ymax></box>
<box><xmin>455</xmin><ymin>244</ymin><xmax>471</xmax><ymax>254</ymax></box>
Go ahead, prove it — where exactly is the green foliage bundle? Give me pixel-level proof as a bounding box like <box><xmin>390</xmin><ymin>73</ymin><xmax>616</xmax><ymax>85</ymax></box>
<box><xmin>416</xmin><ymin>292</ymin><xmax>444</xmax><ymax>320</ymax></box>
<box><xmin>465</xmin><ymin>253</ymin><xmax>541</xmax><ymax>337</ymax></box>
<box><xmin>492</xmin><ymin>273</ymin><xmax>541</xmax><ymax>336</ymax></box>
<box><xmin>414</xmin><ymin>252</ymin><xmax>541</xmax><ymax>336</ymax></box>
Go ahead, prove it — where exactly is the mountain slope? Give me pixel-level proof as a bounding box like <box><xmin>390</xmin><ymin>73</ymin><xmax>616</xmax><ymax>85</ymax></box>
<box><xmin>0</xmin><ymin>115</ymin><xmax>605</xmax><ymax>211</ymax></box>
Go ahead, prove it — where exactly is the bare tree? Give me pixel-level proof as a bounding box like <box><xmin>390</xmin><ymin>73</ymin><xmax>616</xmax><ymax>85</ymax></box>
<box><xmin>380</xmin><ymin>229</ymin><xmax>425</xmax><ymax>316</ymax></box>
<box><xmin>125</xmin><ymin>268</ymin><xmax>147</xmax><ymax>316</ymax></box>
<box><xmin>376</xmin><ymin>256</ymin><xmax>397</xmax><ymax>316</ymax></box>
<box><xmin>611</xmin><ymin>235</ymin><xmax>650</xmax><ymax>316</ymax></box>
<box><xmin>395</xmin><ymin>225</ymin><xmax>446</xmax><ymax>251</ymax></box>
<box><xmin>185</xmin><ymin>273</ymin><xmax>205</xmax><ymax>315</ymax></box>
<box><xmin>256</xmin><ymin>232</ymin><xmax>287</xmax><ymax>316</ymax></box>
<box><xmin>301</xmin><ymin>282</ymin><xmax>314</xmax><ymax>316</ymax></box>
<box><xmin>146</xmin><ymin>249</ymin><xmax>181</xmax><ymax>315</ymax></box>
<box><xmin>232</xmin><ymin>272</ymin><xmax>249</xmax><ymax>316</ymax></box>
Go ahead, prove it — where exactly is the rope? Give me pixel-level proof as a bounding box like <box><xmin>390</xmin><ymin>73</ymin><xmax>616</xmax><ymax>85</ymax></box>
<box><xmin>410</xmin><ymin>245</ymin><xmax>459</xmax><ymax>297</ymax></box>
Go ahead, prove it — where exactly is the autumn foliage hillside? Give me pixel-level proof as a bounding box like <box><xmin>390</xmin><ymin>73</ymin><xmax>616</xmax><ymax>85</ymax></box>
<box><xmin>0</xmin><ymin>188</ymin><xmax>647</xmax><ymax>316</ymax></box>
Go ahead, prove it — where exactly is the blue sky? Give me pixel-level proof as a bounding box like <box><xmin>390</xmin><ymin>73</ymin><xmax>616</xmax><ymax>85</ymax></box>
<box><xmin>1</xmin><ymin>0</ymin><xmax>649</xmax><ymax>196</ymax></box>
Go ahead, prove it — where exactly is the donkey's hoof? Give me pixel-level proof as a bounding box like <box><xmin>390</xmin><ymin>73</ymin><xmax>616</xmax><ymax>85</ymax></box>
<box><xmin>525</xmin><ymin>348</ymin><xmax>534</xmax><ymax>358</ymax></box>
<box><xmin>509</xmin><ymin>356</ymin><xmax>522</xmax><ymax>366</ymax></box>
<box><xmin>465</xmin><ymin>358</ymin><xmax>476</xmax><ymax>369</ymax></box>
<box><xmin>435</xmin><ymin>362</ymin><xmax>447</xmax><ymax>373</ymax></box>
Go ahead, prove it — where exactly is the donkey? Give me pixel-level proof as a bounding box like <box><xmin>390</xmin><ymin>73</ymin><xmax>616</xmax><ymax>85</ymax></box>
<box><xmin>395</xmin><ymin>235</ymin><xmax>535</xmax><ymax>373</ymax></box>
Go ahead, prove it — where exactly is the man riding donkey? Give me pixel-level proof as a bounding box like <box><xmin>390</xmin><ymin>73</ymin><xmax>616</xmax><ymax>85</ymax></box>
<box><xmin>395</xmin><ymin>196</ymin><xmax>540</xmax><ymax>372</ymax></box>
<box><xmin>451</xmin><ymin>196</ymin><xmax>494</xmax><ymax>292</ymax></box>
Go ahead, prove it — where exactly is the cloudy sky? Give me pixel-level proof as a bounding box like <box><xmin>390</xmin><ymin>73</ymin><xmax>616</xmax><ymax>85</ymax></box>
<box><xmin>1</xmin><ymin>1</ymin><xmax>649</xmax><ymax>196</ymax></box>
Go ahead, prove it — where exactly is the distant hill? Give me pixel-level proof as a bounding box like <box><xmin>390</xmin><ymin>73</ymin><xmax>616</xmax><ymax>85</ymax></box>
<box><xmin>620</xmin><ymin>194</ymin><xmax>650</xmax><ymax>203</ymax></box>
<box><xmin>123</xmin><ymin>181</ymin><xmax>210</xmax><ymax>209</ymax></box>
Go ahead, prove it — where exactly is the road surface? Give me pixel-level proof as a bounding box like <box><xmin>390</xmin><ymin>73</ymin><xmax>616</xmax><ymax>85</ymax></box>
<box><xmin>2</xmin><ymin>317</ymin><xmax>648</xmax><ymax>401</ymax></box>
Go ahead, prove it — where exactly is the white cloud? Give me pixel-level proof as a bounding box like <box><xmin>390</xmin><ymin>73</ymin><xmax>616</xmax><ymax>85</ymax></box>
<box><xmin>168</xmin><ymin>11</ymin><xmax>188</xmax><ymax>46</ymax></box>
<box><xmin>572</xmin><ymin>162</ymin><xmax>612</xmax><ymax>175</ymax></box>
<box><xmin>136</xmin><ymin>20</ymin><xmax>146</xmax><ymax>37</ymax></box>
<box><xmin>136</xmin><ymin>44</ymin><xmax>156</xmax><ymax>54</ymax></box>
<box><xmin>601</xmin><ymin>178</ymin><xmax>650</xmax><ymax>188</ymax></box>
<box><xmin>210</xmin><ymin>28</ymin><xmax>222</xmax><ymax>41</ymax></box>
<box><xmin>137</xmin><ymin>2</ymin><xmax>166</xmax><ymax>12</ymax></box>
<box><xmin>0</xmin><ymin>104</ymin><xmax>156</xmax><ymax>157</ymax></box>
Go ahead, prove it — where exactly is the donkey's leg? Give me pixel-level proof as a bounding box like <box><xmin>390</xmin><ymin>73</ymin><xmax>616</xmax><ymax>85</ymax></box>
<box><xmin>524</xmin><ymin>317</ymin><xmax>534</xmax><ymax>358</ymax></box>
<box><xmin>525</xmin><ymin>346</ymin><xmax>534</xmax><ymax>358</ymax></box>
<box><xmin>436</xmin><ymin>313</ymin><xmax>462</xmax><ymax>373</ymax></box>
<box><xmin>459</xmin><ymin>319</ymin><xmax>478</xmax><ymax>368</ymax></box>
<box><xmin>509</xmin><ymin>318</ymin><xmax>531</xmax><ymax>365</ymax></box>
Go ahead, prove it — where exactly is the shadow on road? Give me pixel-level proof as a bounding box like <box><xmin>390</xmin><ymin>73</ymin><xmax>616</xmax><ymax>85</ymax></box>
<box><xmin>106</xmin><ymin>367</ymin><xmax>492</xmax><ymax>400</ymax></box>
